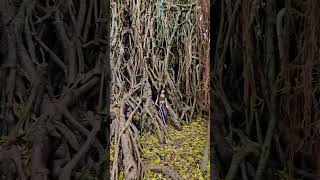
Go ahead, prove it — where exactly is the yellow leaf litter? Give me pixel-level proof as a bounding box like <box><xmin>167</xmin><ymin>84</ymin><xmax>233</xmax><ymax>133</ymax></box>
<box><xmin>111</xmin><ymin>117</ymin><xmax>210</xmax><ymax>179</ymax></box>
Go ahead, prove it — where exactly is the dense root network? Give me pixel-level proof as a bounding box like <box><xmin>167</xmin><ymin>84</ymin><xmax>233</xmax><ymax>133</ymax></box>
<box><xmin>212</xmin><ymin>0</ymin><xmax>320</xmax><ymax>179</ymax></box>
<box><xmin>0</xmin><ymin>0</ymin><xmax>109</xmax><ymax>179</ymax></box>
<box><xmin>110</xmin><ymin>0</ymin><xmax>208</xmax><ymax>179</ymax></box>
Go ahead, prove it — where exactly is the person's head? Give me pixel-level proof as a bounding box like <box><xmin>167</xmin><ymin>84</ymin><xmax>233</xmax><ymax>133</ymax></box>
<box><xmin>159</xmin><ymin>85</ymin><xmax>166</xmax><ymax>95</ymax></box>
<box><xmin>125</xmin><ymin>111</ymin><xmax>130</xmax><ymax>118</ymax></box>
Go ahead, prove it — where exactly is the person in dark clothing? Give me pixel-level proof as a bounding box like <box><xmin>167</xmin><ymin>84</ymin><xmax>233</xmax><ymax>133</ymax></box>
<box><xmin>155</xmin><ymin>87</ymin><xmax>168</xmax><ymax>126</ymax></box>
<box><xmin>125</xmin><ymin>110</ymin><xmax>130</xmax><ymax>120</ymax></box>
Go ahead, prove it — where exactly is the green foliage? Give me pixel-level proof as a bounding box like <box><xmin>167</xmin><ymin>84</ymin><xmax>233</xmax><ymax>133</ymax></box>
<box><xmin>274</xmin><ymin>168</ymin><xmax>302</xmax><ymax>180</ymax></box>
<box><xmin>0</xmin><ymin>137</ymin><xmax>6</xmax><ymax>144</ymax></box>
<box><xmin>119</xmin><ymin>168</ymin><xmax>125</xmax><ymax>179</ymax></box>
<box><xmin>77</xmin><ymin>166</ymin><xmax>98</xmax><ymax>180</ymax></box>
<box><xmin>176</xmin><ymin>0</ymin><xmax>194</xmax><ymax>4</ymax></box>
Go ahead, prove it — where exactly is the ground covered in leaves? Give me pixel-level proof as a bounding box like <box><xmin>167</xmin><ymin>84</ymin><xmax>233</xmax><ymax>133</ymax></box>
<box><xmin>111</xmin><ymin>117</ymin><xmax>209</xmax><ymax>179</ymax></box>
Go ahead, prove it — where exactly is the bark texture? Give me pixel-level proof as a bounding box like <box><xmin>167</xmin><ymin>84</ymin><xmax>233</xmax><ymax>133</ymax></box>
<box><xmin>212</xmin><ymin>0</ymin><xmax>320</xmax><ymax>179</ymax></box>
<box><xmin>0</xmin><ymin>0</ymin><xmax>110</xmax><ymax>179</ymax></box>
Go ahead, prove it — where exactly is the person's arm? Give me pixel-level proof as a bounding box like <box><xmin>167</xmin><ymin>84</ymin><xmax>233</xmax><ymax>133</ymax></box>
<box><xmin>165</xmin><ymin>98</ymin><xmax>169</xmax><ymax>108</ymax></box>
<box><xmin>155</xmin><ymin>95</ymin><xmax>159</xmax><ymax>106</ymax></box>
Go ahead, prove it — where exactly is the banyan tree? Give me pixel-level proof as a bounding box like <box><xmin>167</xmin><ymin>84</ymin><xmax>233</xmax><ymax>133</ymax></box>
<box><xmin>0</xmin><ymin>0</ymin><xmax>110</xmax><ymax>179</ymax></box>
<box><xmin>212</xmin><ymin>0</ymin><xmax>320</xmax><ymax>179</ymax></box>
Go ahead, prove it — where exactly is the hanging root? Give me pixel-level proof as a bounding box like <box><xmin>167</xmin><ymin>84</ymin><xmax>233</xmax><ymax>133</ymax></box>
<box><xmin>0</xmin><ymin>0</ymin><xmax>109</xmax><ymax>179</ymax></box>
<box><xmin>110</xmin><ymin>0</ymin><xmax>205</xmax><ymax>179</ymax></box>
<box><xmin>111</xmin><ymin>100</ymin><xmax>143</xmax><ymax>180</ymax></box>
<box><xmin>213</xmin><ymin>0</ymin><xmax>320</xmax><ymax>179</ymax></box>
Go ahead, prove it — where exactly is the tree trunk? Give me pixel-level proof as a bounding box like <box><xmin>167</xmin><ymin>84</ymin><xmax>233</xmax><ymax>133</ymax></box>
<box><xmin>0</xmin><ymin>0</ymin><xmax>110</xmax><ymax>179</ymax></box>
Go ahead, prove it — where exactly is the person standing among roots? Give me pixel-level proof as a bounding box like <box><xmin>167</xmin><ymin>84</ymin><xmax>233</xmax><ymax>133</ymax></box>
<box><xmin>125</xmin><ymin>107</ymin><xmax>131</xmax><ymax>120</ymax></box>
<box><xmin>155</xmin><ymin>87</ymin><xmax>168</xmax><ymax>126</ymax></box>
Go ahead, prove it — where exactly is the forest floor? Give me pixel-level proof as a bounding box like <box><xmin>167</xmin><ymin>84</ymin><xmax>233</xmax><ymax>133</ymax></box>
<box><xmin>111</xmin><ymin>117</ymin><xmax>209</xmax><ymax>180</ymax></box>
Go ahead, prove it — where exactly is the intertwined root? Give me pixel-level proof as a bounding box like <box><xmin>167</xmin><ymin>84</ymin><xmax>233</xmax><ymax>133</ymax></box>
<box><xmin>110</xmin><ymin>0</ymin><xmax>204</xmax><ymax>179</ymax></box>
<box><xmin>213</xmin><ymin>0</ymin><xmax>320</xmax><ymax>179</ymax></box>
<box><xmin>0</xmin><ymin>0</ymin><xmax>109</xmax><ymax>179</ymax></box>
